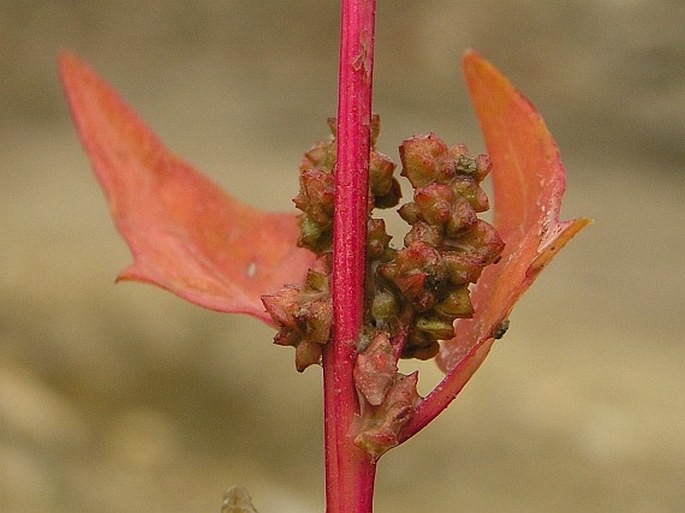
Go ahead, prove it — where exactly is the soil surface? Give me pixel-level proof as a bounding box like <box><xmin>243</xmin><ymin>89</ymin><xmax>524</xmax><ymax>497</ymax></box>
<box><xmin>2</xmin><ymin>2</ymin><xmax>684</xmax><ymax>512</ymax></box>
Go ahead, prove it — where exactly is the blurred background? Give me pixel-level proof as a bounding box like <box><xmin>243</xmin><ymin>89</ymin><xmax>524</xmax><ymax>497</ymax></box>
<box><xmin>1</xmin><ymin>1</ymin><xmax>683</xmax><ymax>512</ymax></box>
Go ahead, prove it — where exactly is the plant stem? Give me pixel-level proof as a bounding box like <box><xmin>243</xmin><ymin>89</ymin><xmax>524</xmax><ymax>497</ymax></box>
<box><xmin>400</xmin><ymin>338</ymin><xmax>495</xmax><ymax>442</ymax></box>
<box><xmin>323</xmin><ymin>1</ymin><xmax>377</xmax><ymax>512</ymax></box>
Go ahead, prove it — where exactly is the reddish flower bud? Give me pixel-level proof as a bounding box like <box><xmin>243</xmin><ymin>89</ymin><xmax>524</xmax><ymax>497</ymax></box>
<box><xmin>448</xmin><ymin>219</ymin><xmax>504</xmax><ymax>265</ymax></box>
<box><xmin>262</xmin><ymin>256</ymin><xmax>332</xmax><ymax>371</ymax></box>
<box><xmin>403</xmin><ymin>220</ymin><xmax>443</xmax><ymax>248</ymax></box>
<box><xmin>442</xmin><ymin>252</ymin><xmax>487</xmax><ymax>285</ymax></box>
<box><xmin>354</xmin><ymin>372</ymin><xmax>420</xmax><ymax>460</ymax></box>
<box><xmin>414</xmin><ymin>183</ymin><xmax>455</xmax><ymax>225</ymax></box>
<box><xmin>399</xmin><ymin>133</ymin><xmax>452</xmax><ymax>188</ymax></box>
<box><xmin>261</xmin><ymin>286</ymin><xmax>301</xmax><ymax>332</ymax></box>
<box><xmin>294</xmin><ymin>168</ymin><xmax>335</xmax><ymax>223</ymax></box>
<box><xmin>445</xmin><ymin>196</ymin><xmax>478</xmax><ymax>236</ymax></box>
<box><xmin>369</xmin><ymin>150</ymin><xmax>397</xmax><ymax>199</ymax></box>
<box><xmin>354</xmin><ymin>331</ymin><xmax>398</xmax><ymax>406</ymax></box>
<box><xmin>366</xmin><ymin>218</ymin><xmax>392</xmax><ymax>259</ymax></box>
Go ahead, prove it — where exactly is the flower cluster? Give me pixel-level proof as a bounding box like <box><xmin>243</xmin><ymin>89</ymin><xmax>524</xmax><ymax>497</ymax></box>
<box><xmin>293</xmin><ymin>116</ymin><xmax>400</xmax><ymax>253</ymax></box>
<box><xmin>262</xmin><ymin>255</ymin><xmax>332</xmax><ymax>372</ymax></box>
<box><xmin>263</xmin><ymin>116</ymin><xmax>401</xmax><ymax>371</ymax></box>
<box><xmin>374</xmin><ymin>134</ymin><xmax>505</xmax><ymax>359</ymax></box>
<box><xmin>264</xmin><ymin>119</ymin><xmax>503</xmax><ymax>372</ymax></box>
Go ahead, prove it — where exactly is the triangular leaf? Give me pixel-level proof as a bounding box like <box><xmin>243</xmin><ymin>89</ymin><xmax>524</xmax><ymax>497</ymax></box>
<box><xmin>437</xmin><ymin>51</ymin><xmax>591</xmax><ymax>371</ymax></box>
<box><xmin>59</xmin><ymin>52</ymin><xmax>314</xmax><ymax>323</ymax></box>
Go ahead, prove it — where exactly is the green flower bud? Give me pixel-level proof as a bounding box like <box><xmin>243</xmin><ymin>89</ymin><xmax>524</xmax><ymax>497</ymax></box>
<box><xmin>413</xmin><ymin>313</ymin><xmax>456</xmax><ymax>340</ymax></box>
<box><xmin>433</xmin><ymin>286</ymin><xmax>474</xmax><ymax>319</ymax></box>
<box><xmin>451</xmin><ymin>177</ymin><xmax>490</xmax><ymax>213</ymax></box>
<box><xmin>370</xmin><ymin>290</ymin><xmax>400</xmax><ymax>326</ymax></box>
<box><xmin>295</xmin><ymin>340</ymin><xmax>323</xmax><ymax>372</ymax></box>
<box><xmin>297</xmin><ymin>213</ymin><xmax>332</xmax><ymax>253</ymax></box>
<box><xmin>442</xmin><ymin>252</ymin><xmax>486</xmax><ymax>285</ymax></box>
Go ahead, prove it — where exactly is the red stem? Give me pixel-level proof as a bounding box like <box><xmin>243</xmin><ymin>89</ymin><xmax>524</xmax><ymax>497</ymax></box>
<box><xmin>323</xmin><ymin>1</ymin><xmax>377</xmax><ymax>512</ymax></box>
<box><xmin>400</xmin><ymin>338</ymin><xmax>495</xmax><ymax>442</ymax></box>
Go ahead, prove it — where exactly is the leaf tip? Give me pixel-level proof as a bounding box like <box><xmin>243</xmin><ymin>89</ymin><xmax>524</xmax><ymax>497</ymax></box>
<box><xmin>57</xmin><ymin>50</ymin><xmax>86</xmax><ymax>88</ymax></box>
<box><xmin>462</xmin><ymin>49</ymin><xmax>489</xmax><ymax>78</ymax></box>
<box><xmin>529</xmin><ymin>216</ymin><xmax>593</xmax><ymax>273</ymax></box>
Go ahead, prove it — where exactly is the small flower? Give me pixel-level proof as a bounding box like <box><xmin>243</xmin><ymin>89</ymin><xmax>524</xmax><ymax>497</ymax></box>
<box><xmin>261</xmin><ymin>256</ymin><xmax>332</xmax><ymax>372</ymax></box>
<box><xmin>375</xmin><ymin>134</ymin><xmax>505</xmax><ymax>360</ymax></box>
<box><xmin>354</xmin><ymin>371</ymin><xmax>420</xmax><ymax>460</ymax></box>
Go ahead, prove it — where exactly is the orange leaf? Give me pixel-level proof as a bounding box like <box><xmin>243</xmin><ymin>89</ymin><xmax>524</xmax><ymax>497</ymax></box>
<box><xmin>59</xmin><ymin>52</ymin><xmax>315</xmax><ymax>323</ymax></box>
<box><xmin>437</xmin><ymin>51</ymin><xmax>591</xmax><ymax>371</ymax></box>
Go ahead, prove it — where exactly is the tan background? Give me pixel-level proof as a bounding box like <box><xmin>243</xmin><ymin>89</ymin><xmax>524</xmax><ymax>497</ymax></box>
<box><xmin>1</xmin><ymin>1</ymin><xmax>683</xmax><ymax>512</ymax></box>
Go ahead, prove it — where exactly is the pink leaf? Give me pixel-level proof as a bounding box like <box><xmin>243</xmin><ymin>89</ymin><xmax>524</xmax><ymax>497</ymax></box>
<box><xmin>437</xmin><ymin>51</ymin><xmax>591</xmax><ymax>371</ymax></box>
<box><xmin>59</xmin><ymin>52</ymin><xmax>315</xmax><ymax>323</ymax></box>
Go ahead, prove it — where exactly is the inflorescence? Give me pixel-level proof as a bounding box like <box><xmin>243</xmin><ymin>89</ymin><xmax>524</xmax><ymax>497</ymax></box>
<box><xmin>262</xmin><ymin>116</ymin><xmax>504</xmax><ymax>372</ymax></box>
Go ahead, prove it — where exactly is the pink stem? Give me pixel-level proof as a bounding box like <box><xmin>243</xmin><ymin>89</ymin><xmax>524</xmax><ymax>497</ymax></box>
<box><xmin>400</xmin><ymin>338</ymin><xmax>496</xmax><ymax>442</ymax></box>
<box><xmin>323</xmin><ymin>1</ymin><xmax>377</xmax><ymax>512</ymax></box>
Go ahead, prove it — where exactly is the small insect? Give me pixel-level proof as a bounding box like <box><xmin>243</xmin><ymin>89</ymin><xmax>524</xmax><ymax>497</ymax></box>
<box><xmin>492</xmin><ymin>319</ymin><xmax>510</xmax><ymax>340</ymax></box>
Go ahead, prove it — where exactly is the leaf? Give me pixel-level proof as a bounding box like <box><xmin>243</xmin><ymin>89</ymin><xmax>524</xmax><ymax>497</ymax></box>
<box><xmin>437</xmin><ymin>51</ymin><xmax>591</xmax><ymax>371</ymax></box>
<box><xmin>59</xmin><ymin>52</ymin><xmax>315</xmax><ymax>323</ymax></box>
